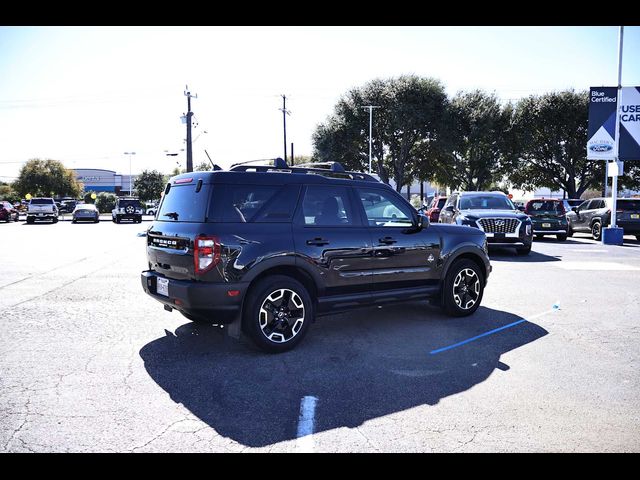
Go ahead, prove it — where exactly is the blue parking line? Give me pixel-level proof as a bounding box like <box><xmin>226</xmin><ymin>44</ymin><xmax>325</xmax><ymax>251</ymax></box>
<box><xmin>429</xmin><ymin>319</ymin><xmax>527</xmax><ymax>355</ymax></box>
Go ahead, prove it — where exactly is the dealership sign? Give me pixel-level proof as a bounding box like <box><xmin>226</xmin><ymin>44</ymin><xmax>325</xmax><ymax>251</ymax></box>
<box><xmin>588</xmin><ymin>86</ymin><xmax>640</xmax><ymax>160</ymax></box>
<box><xmin>587</xmin><ymin>87</ymin><xmax>617</xmax><ymax>160</ymax></box>
<box><xmin>619</xmin><ymin>87</ymin><xmax>640</xmax><ymax>160</ymax></box>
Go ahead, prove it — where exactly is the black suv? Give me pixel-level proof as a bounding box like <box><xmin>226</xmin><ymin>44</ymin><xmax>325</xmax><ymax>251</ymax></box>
<box><xmin>140</xmin><ymin>160</ymin><xmax>491</xmax><ymax>353</ymax></box>
<box><xmin>112</xmin><ymin>197</ymin><xmax>143</xmax><ymax>223</ymax></box>
<box><xmin>438</xmin><ymin>191</ymin><xmax>533</xmax><ymax>255</ymax></box>
<box><xmin>567</xmin><ymin>197</ymin><xmax>640</xmax><ymax>241</ymax></box>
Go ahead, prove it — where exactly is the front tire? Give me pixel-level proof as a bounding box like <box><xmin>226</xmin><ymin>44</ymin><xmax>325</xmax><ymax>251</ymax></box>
<box><xmin>516</xmin><ymin>244</ymin><xmax>532</xmax><ymax>255</ymax></box>
<box><xmin>442</xmin><ymin>259</ymin><xmax>484</xmax><ymax>317</ymax></box>
<box><xmin>243</xmin><ymin>275</ymin><xmax>313</xmax><ymax>353</ymax></box>
<box><xmin>567</xmin><ymin>225</ymin><xmax>574</xmax><ymax>237</ymax></box>
<box><xmin>592</xmin><ymin>221</ymin><xmax>602</xmax><ymax>241</ymax></box>
<box><xmin>556</xmin><ymin>233</ymin><xmax>567</xmax><ymax>241</ymax></box>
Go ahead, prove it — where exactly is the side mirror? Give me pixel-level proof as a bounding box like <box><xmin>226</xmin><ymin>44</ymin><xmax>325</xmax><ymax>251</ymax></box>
<box><xmin>517</xmin><ymin>205</ymin><xmax>525</xmax><ymax>212</ymax></box>
<box><xmin>416</xmin><ymin>212</ymin><xmax>429</xmax><ymax>230</ymax></box>
<box><xmin>571</xmin><ymin>206</ymin><xmax>578</xmax><ymax>213</ymax></box>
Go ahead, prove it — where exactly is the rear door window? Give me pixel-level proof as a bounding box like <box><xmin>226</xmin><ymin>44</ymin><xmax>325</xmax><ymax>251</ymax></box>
<box><xmin>300</xmin><ymin>185</ymin><xmax>355</xmax><ymax>226</ymax></box>
<box><xmin>157</xmin><ymin>183</ymin><xmax>211</xmax><ymax>222</ymax></box>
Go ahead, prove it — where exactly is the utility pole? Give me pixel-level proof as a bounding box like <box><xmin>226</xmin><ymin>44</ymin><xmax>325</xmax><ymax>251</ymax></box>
<box><xmin>184</xmin><ymin>86</ymin><xmax>198</xmax><ymax>173</ymax></box>
<box><xmin>611</xmin><ymin>26</ymin><xmax>624</xmax><ymax>229</ymax></box>
<box><xmin>361</xmin><ymin>105</ymin><xmax>380</xmax><ymax>174</ymax></box>
<box><xmin>291</xmin><ymin>142</ymin><xmax>294</xmax><ymax>165</ymax></box>
<box><xmin>280</xmin><ymin>95</ymin><xmax>291</xmax><ymax>162</ymax></box>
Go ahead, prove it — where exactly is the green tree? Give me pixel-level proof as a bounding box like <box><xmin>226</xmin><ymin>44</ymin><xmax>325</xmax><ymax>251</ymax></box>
<box><xmin>13</xmin><ymin>159</ymin><xmax>83</xmax><ymax>198</ymax></box>
<box><xmin>194</xmin><ymin>161</ymin><xmax>212</xmax><ymax>171</ymax></box>
<box><xmin>313</xmin><ymin>75</ymin><xmax>448</xmax><ymax>191</ymax></box>
<box><xmin>422</xmin><ymin>91</ymin><xmax>516</xmax><ymax>191</ymax></box>
<box><xmin>95</xmin><ymin>192</ymin><xmax>117</xmax><ymax>213</ymax></box>
<box><xmin>134</xmin><ymin>170</ymin><xmax>165</xmax><ymax>202</ymax></box>
<box><xmin>509</xmin><ymin>90</ymin><xmax>604</xmax><ymax>199</ymax></box>
<box><xmin>0</xmin><ymin>182</ymin><xmax>20</xmax><ymax>203</ymax></box>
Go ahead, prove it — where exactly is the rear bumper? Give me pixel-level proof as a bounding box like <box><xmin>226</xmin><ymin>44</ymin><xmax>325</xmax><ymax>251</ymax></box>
<box><xmin>615</xmin><ymin>222</ymin><xmax>640</xmax><ymax>234</ymax></box>
<box><xmin>141</xmin><ymin>270</ymin><xmax>248</xmax><ymax>324</ymax></box>
<box><xmin>533</xmin><ymin>229</ymin><xmax>567</xmax><ymax>234</ymax></box>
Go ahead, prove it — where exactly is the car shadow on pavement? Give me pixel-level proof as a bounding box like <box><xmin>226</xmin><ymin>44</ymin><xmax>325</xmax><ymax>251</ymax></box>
<box><xmin>139</xmin><ymin>303</ymin><xmax>548</xmax><ymax>448</ymax></box>
<box><xmin>489</xmin><ymin>249</ymin><xmax>561</xmax><ymax>262</ymax></box>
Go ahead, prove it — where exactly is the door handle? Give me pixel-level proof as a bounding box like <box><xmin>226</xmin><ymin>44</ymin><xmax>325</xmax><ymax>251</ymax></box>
<box><xmin>306</xmin><ymin>237</ymin><xmax>329</xmax><ymax>246</ymax></box>
<box><xmin>378</xmin><ymin>236</ymin><xmax>397</xmax><ymax>245</ymax></box>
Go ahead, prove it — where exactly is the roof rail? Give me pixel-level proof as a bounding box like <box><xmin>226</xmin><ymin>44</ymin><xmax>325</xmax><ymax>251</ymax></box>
<box><xmin>296</xmin><ymin>161</ymin><xmax>345</xmax><ymax>173</ymax></box>
<box><xmin>228</xmin><ymin>158</ymin><xmax>380</xmax><ymax>183</ymax></box>
<box><xmin>230</xmin><ymin>157</ymin><xmax>288</xmax><ymax>169</ymax></box>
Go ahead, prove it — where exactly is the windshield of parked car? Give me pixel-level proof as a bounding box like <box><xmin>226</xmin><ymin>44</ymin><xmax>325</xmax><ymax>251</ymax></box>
<box><xmin>459</xmin><ymin>195</ymin><xmax>514</xmax><ymax>210</ymax></box>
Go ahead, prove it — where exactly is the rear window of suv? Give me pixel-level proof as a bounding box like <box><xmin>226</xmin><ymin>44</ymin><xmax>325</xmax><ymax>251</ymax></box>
<box><xmin>157</xmin><ymin>184</ymin><xmax>211</xmax><ymax>222</ymax></box>
<box><xmin>30</xmin><ymin>198</ymin><xmax>54</xmax><ymax>205</ymax></box>
<box><xmin>527</xmin><ymin>200</ymin><xmax>564</xmax><ymax>213</ymax></box>
<box><xmin>618</xmin><ymin>200</ymin><xmax>640</xmax><ymax>211</ymax></box>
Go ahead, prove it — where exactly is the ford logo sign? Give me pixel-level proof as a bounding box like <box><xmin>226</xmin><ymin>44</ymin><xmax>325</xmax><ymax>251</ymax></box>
<box><xmin>589</xmin><ymin>143</ymin><xmax>613</xmax><ymax>153</ymax></box>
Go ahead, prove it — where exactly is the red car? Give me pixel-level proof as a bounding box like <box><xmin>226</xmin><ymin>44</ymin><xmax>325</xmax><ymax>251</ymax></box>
<box><xmin>0</xmin><ymin>201</ymin><xmax>19</xmax><ymax>222</ymax></box>
<box><xmin>426</xmin><ymin>195</ymin><xmax>448</xmax><ymax>223</ymax></box>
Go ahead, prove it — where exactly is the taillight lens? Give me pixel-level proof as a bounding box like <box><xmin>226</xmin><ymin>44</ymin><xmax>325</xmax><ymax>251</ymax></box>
<box><xmin>194</xmin><ymin>235</ymin><xmax>221</xmax><ymax>274</ymax></box>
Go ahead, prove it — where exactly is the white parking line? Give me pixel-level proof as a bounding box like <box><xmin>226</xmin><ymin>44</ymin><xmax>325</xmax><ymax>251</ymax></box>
<box><xmin>569</xmin><ymin>249</ymin><xmax>608</xmax><ymax>253</ymax></box>
<box><xmin>296</xmin><ymin>396</ymin><xmax>318</xmax><ymax>453</ymax></box>
<box><xmin>554</xmin><ymin>261</ymin><xmax>640</xmax><ymax>271</ymax></box>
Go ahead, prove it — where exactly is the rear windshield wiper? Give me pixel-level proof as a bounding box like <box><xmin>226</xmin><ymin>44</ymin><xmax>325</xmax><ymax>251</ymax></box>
<box><xmin>163</xmin><ymin>211</ymin><xmax>179</xmax><ymax>220</ymax></box>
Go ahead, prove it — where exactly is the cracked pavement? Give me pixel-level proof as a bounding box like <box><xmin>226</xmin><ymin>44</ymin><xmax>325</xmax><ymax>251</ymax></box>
<box><xmin>1</xmin><ymin>220</ymin><xmax>639</xmax><ymax>452</ymax></box>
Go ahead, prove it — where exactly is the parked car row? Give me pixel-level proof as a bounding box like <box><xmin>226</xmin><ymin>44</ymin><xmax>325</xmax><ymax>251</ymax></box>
<box><xmin>1</xmin><ymin>196</ymin><xmax>151</xmax><ymax>225</ymax></box>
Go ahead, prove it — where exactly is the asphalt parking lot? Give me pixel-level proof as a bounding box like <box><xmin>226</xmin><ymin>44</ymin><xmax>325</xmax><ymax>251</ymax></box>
<box><xmin>1</xmin><ymin>216</ymin><xmax>639</xmax><ymax>452</ymax></box>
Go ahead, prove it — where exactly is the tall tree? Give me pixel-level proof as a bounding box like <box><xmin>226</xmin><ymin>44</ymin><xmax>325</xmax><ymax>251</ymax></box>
<box><xmin>313</xmin><ymin>75</ymin><xmax>447</xmax><ymax>191</ymax></box>
<box><xmin>194</xmin><ymin>161</ymin><xmax>212</xmax><ymax>171</ymax></box>
<box><xmin>13</xmin><ymin>159</ymin><xmax>83</xmax><ymax>198</ymax></box>
<box><xmin>134</xmin><ymin>170</ymin><xmax>165</xmax><ymax>202</ymax></box>
<box><xmin>509</xmin><ymin>90</ymin><xmax>604</xmax><ymax>198</ymax></box>
<box><xmin>422</xmin><ymin>91</ymin><xmax>516</xmax><ymax>191</ymax></box>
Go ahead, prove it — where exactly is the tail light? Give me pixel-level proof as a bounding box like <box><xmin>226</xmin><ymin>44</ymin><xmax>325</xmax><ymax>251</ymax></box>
<box><xmin>194</xmin><ymin>235</ymin><xmax>221</xmax><ymax>274</ymax></box>
<box><xmin>430</xmin><ymin>209</ymin><xmax>440</xmax><ymax>221</ymax></box>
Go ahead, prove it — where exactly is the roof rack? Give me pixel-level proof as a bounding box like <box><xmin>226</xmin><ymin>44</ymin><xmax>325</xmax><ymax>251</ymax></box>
<box><xmin>229</xmin><ymin>158</ymin><xmax>379</xmax><ymax>183</ymax></box>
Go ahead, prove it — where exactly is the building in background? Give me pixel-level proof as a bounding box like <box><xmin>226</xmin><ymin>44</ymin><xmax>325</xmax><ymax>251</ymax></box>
<box><xmin>73</xmin><ymin>168</ymin><xmax>138</xmax><ymax>196</ymax></box>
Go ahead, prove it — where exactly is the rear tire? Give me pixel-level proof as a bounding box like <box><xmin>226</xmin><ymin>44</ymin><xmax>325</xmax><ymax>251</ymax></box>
<box><xmin>442</xmin><ymin>259</ymin><xmax>484</xmax><ymax>317</ymax></box>
<box><xmin>26</xmin><ymin>217</ymin><xmax>34</xmax><ymax>224</ymax></box>
<box><xmin>567</xmin><ymin>225</ymin><xmax>574</xmax><ymax>237</ymax></box>
<box><xmin>592</xmin><ymin>221</ymin><xmax>602</xmax><ymax>241</ymax></box>
<box><xmin>52</xmin><ymin>217</ymin><xmax>58</xmax><ymax>224</ymax></box>
<box><xmin>535</xmin><ymin>234</ymin><xmax>544</xmax><ymax>240</ymax></box>
<box><xmin>636</xmin><ymin>235</ymin><xmax>640</xmax><ymax>242</ymax></box>
<box><xmin>556</xmin><ymin>233</ymin><xmax>567</xmax><ymax>241</ymax></box>
<box><xmin>242</xmin><ymin>275</ymin><xmax>313</xmax><ymax>353</ymax></box>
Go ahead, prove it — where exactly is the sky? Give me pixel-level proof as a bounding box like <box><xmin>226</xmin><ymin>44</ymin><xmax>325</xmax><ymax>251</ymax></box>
<box><xmin>0</xmin><ymin>26</ymin><xmax>639</xmax><ymax>182</ymax></box>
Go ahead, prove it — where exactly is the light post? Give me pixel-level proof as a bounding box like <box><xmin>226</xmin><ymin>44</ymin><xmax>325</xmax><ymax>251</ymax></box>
<box><xmin>361</xmin><ymin>105</ymin><xmax>380</xmax><ymax>174</ymax></box>
<box><xmin>124</xmin><ymin>152</ymin><xmax>136</xmax><ymax>195</ymax></box>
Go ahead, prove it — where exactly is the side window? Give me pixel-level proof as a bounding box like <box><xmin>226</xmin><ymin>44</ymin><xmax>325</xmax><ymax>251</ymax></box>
<box><xmin>219</xmin><ymin>185</ymin><xmax>280</xmax><ymax>222</ymax></box>
<box><xmin>301</xmin><ymin>185</ymin><xmax>354</xmax><ymax>226</ymax></box>
<box><xmin>446</xmin><ymin>195</ymin><xmax>457</xmax><ymax>209</ymax></box>
<box><xmin>579</xmin><ymin>200</ymin><xmax>591</xmax><ymax>210</ymax></box>
<box><xmin>356</xmin><ymin>188</ymin><xmax>413</xmax><ymax>227</ymax></box>
<box><xmin>254</xmin><ymin>185</ymin><xmax>301</xmax><ymax>223</ymax></box>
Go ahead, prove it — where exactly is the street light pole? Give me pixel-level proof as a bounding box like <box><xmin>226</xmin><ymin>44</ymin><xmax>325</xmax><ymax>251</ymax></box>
<box><xmin>124</xmin><ymin>152</ymin><xmax>136</xmax><ymax>195</ymax></box>
<box><xmin>361</xmin><ymin>105</ymin><xmax>380</xmax><ymax>174</ymax></box>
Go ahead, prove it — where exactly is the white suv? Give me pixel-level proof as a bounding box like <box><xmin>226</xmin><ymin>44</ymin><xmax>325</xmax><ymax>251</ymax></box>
<box><xmin>112</xmin><ymin>197</ymin><xmax>143</xmax><ymax>224</ymax></box>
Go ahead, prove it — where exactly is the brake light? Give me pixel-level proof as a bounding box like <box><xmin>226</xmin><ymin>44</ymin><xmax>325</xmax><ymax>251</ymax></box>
<box><xmin>175</xmin><ymin>178</ymin><xmax>193</xmax><ymax>184</ymax></box>
<box><xmin>194</xmin><ymin>235</ymin><xmax>221</xmax><ymax>274</ymax></box>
